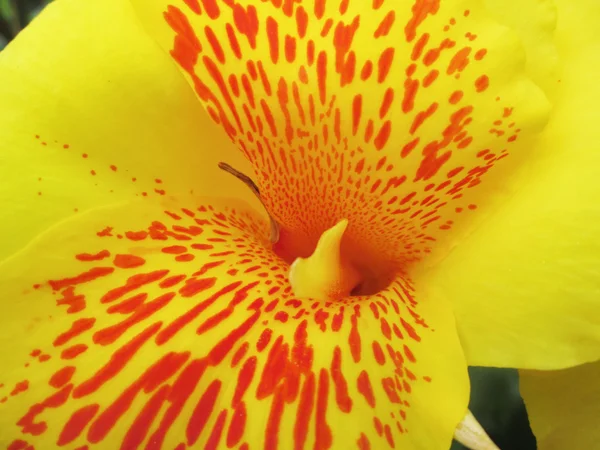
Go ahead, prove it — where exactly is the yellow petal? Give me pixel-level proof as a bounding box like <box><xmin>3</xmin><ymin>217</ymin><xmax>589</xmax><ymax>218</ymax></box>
<box><xmin>520</xmin><ymin>361</ymin><xmax>600</xmax><ymax>449</ymax></box>
<box><xmin>415</xmin><ymin>0</ymin><xmax>600</xmax><ymax>369</ymax></box>
<box><xmin>132</xmin><ymin>0</ymin><xmax>550</xmax><ymax>273</ymax></box>
<box><xmin>0</xmin><ymin>0</ymin><xmax>252</xmax><ymax>262</ymax></box>
<box><xmin>0</xmin><ymin>197</ymin><xmax>468</xmax><ymax>449</ymax></box>
<box><xmin>483</xmin><ymin>0</ymin><xmax>559</xmax><ymax>98</ymax></box>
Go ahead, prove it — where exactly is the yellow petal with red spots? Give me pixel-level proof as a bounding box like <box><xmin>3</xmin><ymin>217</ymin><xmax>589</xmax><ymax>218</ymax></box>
<box><xmin>0</xmin><ymin>0</ymin><xmax>252</xmax><ymax>262</ymax></box>
<box><xmin>415</xmin><ymin>0</ymin><xmax>600</xmax><ymax>369</ymax></box>
<box><xmin>520</xmin><ymin>361</ymin><xmax>600</xmax><ymax>449</ymax></box>
<box><xmin>132</xmin><ymin>0</ymin><xmax>550</xmax><ymax>278</ymax></box>
<box><xmin>0</xmin><ymin>197</ymin><xmax>468</xmax><ymax>449</ymax></box>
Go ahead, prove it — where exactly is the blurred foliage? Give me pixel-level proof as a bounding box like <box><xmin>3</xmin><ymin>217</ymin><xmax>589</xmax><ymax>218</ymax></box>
<box><xmin>0</xmin><ymin>1</ymin><xmax>538</xmax><ymax>449</ymax></box>
<box><xmin>0</xmin><ymin>0</ymin><xmax>52</xmax><ymax>49</ymax></box>
<box><xmin>453</xmin><ymin>367</ymin><xmax>537</xmax><ymax>449</ymax></box>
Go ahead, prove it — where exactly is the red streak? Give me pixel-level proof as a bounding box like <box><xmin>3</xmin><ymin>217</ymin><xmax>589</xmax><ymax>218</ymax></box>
<box><xmin>357</xmin><ymin>370</ymin><xmax>376</xmax><ymax>407</ymax></box>
<box><xmin>317</xmin><ymin>51</ymin><xmax>327</xmax><ymax>105</ymax></box>
<box><xmin>314</xmin><ymin>0</ymin><xmax>325</xmax><ymax>18</ymax></box>
<box><xmin>314</xmin><ymin>369</ymin><xmax>332</xmax><ymax>450</ymax></box>
<box><xmin>294</xmin><ymin>373</ymin><xmax>315</xmax><ymax>450</ymax></box>
<box><xmin>475</xmin><ymin>74</ymin><xmax>489</xmax><ymax>92</ymax></box>
<box><xmin>187</xmin><ymin>379</ymin><xmax>222</xmax><ymax>445</ymax></box>
<box><xmin>265</xmin><ymin>387</ymin><xmax>285</xmax><ymax>450</ymax></box>
<box><xmin>61</xmin><ymin>344</ymin><xmax>87</xmax><ymax>360</ymax></box>
<box><xmin>377</xmin><ymin>48</ymin><xmax>395</xmax><ymax>83</ymax></box>
<box><xmin>159</xmin><ymin>274</ymin><xmax>187</xmax><ymax>289</ymax></box>
<box><xmin>331</xmin><ymin>306</ymin><xmax>344</xmax><ymax>332</ymax></box>
<box><xmin>162</xmin><ymin>245</ymin><xmax>187</xmax><ymax>254</ymax></box>
<box><xmin>100</xmin><ymin>270</ymin><xmax>169</xmax><ymax>303</ymax></box>
<box><xmin>402</xmin><ymin>78</ymin><xmax>419</xmax><ymax>113</ymax></box>
<box><xmin>87</xmin><ymin>352</ymin><xmax>189</xmax><ymax>443</ymax></box>
<box><xmin>10</xmin><ymin>380</ymin><xmax>29</xmax><ymax>396</ymax></box>
<box><xmin>227</xmin><ymin>401</ymin><xmax>247</xmax><ymax>447</ymax></box>
<box><xmin>56</xmin><ymin>287</ymin><xmax>86</xmax><ymax>314</ymax></box>
<box><xmin>93</xmin><ymin>292</ymin><xmax>174</xmax><ymax>345</ymax></box>
<box><xmin>73</xmin><ymin>322</ymin><xmax>161</xmax><ymax>398</ymax></box>
<box><xmin>76</xmin><ymin>250</ymin><xmax>110</xmax><ymax>262</ymax></box>
<box><xmin>197</xmin><ymin>281</ymin><xmax>259</xmax><ymax>335</ymax></box>
<box><xmin>382</xmin><ymin>377</ymin><xmax>401</xmax><ymax>403</ymax></box>
<box><xmin>231</xmin><ymin>342</ymin><xmax>249</xmax><ymax>367</ymax></box>
<box><xmin>348</xmin><ymin>306</ymin><xmax>362</xmax><ymax>363</ymax></box>
<box><xmin>374</xmin><ymin>120</ymin><xmax>392</xmax><ymax>150</ymax></box>
<box><xmin>208</xmin><ymin>312</ymin><xmax>260</xmax><ymax>365</ymax></box>
<box><xmin>331</xmin><ymin>347</ymin><xmax>352</xmax><ymax>413</ymax></box>
<box><xmin>226</xmin><ymin>23</ymin><xmax>242</xmax><ymax>59</ymax></box>
<box><xmin>49</xmin><ymin>366</ymin><xmax>76</xmax><ymax>389</ymax></box>
<box><xmin>285</xmin><ymin>35</ymin><xmax>296</xmax><ymax>62</ymax></box>
<box><xmin>49</xmin><ymin>267</ymin><xmax>114</xmax><ymax>291</ymax></box>
<box><xmin>357</xmin><ymin>433</ymin><xmax>371</xmax><ymax>450</ymax></box>
<box><xmin>178</xmin><ymin>276</ymin><xmax>217</xmax><ymax>296</ymax></box>
<box><xmin>256</xmin><ymin>336</ymin><xmax>288</xmax><ymax>399</ymax></box>
<box><xmin>296</xmin><ymin>6</ymin><xmax>308</xmax><ymax>37</ymax></box>
<box><xmin>157</xmin><ymin>281</ymin><xmax>238</xmax><ymax>345</ymax></box>
<box><xmin>205</xmin><ymin>26</ymin><xmax>225</xmax><ymax>64</ymax></box>
<box><xmin>352</xmin><ymin>94</ymin><xmax>362</xmax><ymax>135</ymax></box>
<box><xmin>146</xmin><ymin>359</ymin><xmax>207</xmax><ymax>450</ymax></box>
<box><xmin>266</xmin><ymin>16</ymin><xmax>279</xmax><ymax>63</ymax></box>
<box><xmin>410</xmin><ymin>102</ymin><xmax>438</xmax><ymax>134</ymax></box>
<box><xmin>106</xmin><ymin>292</ymin><xmax>147</xmax><ymax>314</ymax></box>
<box><xmin>233</xmin><ymin>356</ymin><xmax>257</xmax><ymax>406</ymax></box>
<box><xmin>400</xmin><ymin>317</ymin><xmax>421</xmax><ymax>341</ymax></box>
<box><xmin>57</xmin><ymin>404</ymin><xmax>99</xmax><ymax>445</ymax></box>
<box><xmin>405</xmin><ymin>0</ymin><xmax>440</xmax><ymax>42</ymax></box>
<box><xmin>183</xmin><ymin>0</ymin><xmax>201</xmax><ymax>14</ymax></box>
<box><xmin>256</xmin><ymin>328</ymin><xmax>273</xmax><ymax>352</ymax></box>
<box><xmin>199</xmin><ymin>409</ymin><xmax>225</xmax><ymax>450</ymax></box>
<box><xmin>113</xmin><ymin>254</ymin><xmax>146</xmax><ymax>269</ymax></box>
<box><xmin>384</xmin><ymin>424</ymin><xmax>395</xmax><ymax>447</ymax></box>
<box><xmin>120</xmin><ymin>385</ymin><xmax>170</xmax><ymax>450</ymax></box>
<box><xmin>17</xmin><ymin>384</ymin><xmax>72</xmax><ymax>436</ymax></box>
<box><xmin>53</xmin><ymin>318</ymin><xmax>95</xmax><ymax>347</ymax></box>
<box><xmin>8</xmin><ymin>440</ymin><xmax>28</xmax><ymax>450</ymax></box>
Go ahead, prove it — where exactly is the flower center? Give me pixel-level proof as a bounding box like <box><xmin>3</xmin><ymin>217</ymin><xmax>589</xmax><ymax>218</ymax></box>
<box><xmin>220</xmin><ymin>162</ymin><xmax>393</xmax><ymax>300</ymax></box>
<box><xmin>288</xmin><ymin>219</ymin><xmax>361</xmax><ymax>300</ymax></box>
<box><xmin>287</xmin><ymin>219</ymin><xmax>395</xmax><ymax>300</ymax></box>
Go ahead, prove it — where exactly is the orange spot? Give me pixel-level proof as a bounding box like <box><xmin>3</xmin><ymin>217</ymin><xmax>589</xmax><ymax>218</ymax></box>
<box><xmin>449</xmin><ymin>90</ymin><xmax>463</xmax><ymax>104</ymax></box>
<box><xmin>447</xmin><ymin>47</ymin><xmax>471</xmax><ymax>74</ymax></box>
<box><xmin>402</xmin><ymin>78</ymin><xmax>419</xmax><ymax>113</ymax></box>
<box><xmin>405</xmin><ymin>0</ymin><xmax>440</xmax><ymax>42</ymax></box>
<box><xmin>411</xmin><ymin>33</ymin><xmax>429</xmax><ymax>60</ymax></box>
<box><xmin>113</xmin><ymin>254</ymin><xmax>146</xmax><ymax>269</ymax></box>
<box><xmin>474</xmin><ymin>48</ymin><xmax>487</xmax><ymax>60</ymax></box>
<box><xmin>377</xmin><ymin>48</ymin><xmax>395</xmax><ymax>83</ymax></box>
<box><xmin>475</xmin><ymin>74</ymin><xmax>489</xmax><ymax>92</ymax></box>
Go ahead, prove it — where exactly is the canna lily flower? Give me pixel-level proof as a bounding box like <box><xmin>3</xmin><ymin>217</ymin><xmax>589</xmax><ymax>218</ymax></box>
<box><xmin>519</xmin><ymin>360</ymin><xmax>600</xmax><ymax>449</ymax></box>
<box><xmin>0</xmin><ymin>0</ymin><xmax>599</xmax><ymax>449</ymax></box>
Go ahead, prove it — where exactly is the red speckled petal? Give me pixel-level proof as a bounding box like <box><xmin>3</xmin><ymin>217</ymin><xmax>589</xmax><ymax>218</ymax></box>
<box><xmin>0</xmin><ymin>197</ymin><xmax>467</xmax><ymax>449</ymax></box>
<box><xmin>132</xmin><ymin>0</ymin><xmax>550</xmax><ymax>272</ymax></box>
<box><xmin>0</xmin><ymin>0</ymin><xmax>251</xmax><ymax>262</ymax></box>
<box><xmin>416</xmin><ymin>0</ymin><xmax>600</xmax><ymax>370</ymax></box>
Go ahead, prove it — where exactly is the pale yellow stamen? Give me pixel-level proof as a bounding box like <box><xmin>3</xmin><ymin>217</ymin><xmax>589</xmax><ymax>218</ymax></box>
<box><xmin>454</xmin><ymin>410</ymin><xmax>500</xmax><ymax>450</ymax></box>
<box><xmin>289</xmin><ymin>219</ymin><xmax>361</xmax><ymax>300</ymax></box>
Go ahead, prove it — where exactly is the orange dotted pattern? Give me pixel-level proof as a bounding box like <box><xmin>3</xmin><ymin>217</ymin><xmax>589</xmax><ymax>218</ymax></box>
<box><xmin>2</xmin><ymin>201</ymin><xmax>443</xmax><ymax>449</ymax></box>
<box><xmin>163</xmin><ymin>0</ymin><xmax>525</xmax><ymax>270</ymax></box>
